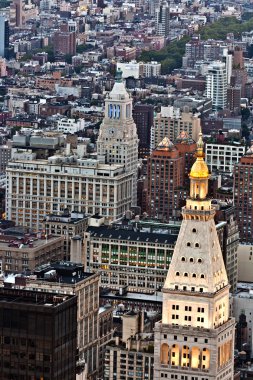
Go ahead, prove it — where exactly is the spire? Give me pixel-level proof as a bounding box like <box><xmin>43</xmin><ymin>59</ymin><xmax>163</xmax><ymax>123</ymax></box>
<box><xmin>189</xmin><ymin>130</ymin><xmax>209</xmax><ymax>180</ymax></box>
<box><xmin>115</xmin><ymin>68</ymin><xmax>123</xmax><ymax>83</ymax></box>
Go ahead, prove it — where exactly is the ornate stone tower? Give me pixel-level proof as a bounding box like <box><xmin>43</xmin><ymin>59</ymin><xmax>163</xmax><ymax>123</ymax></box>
<box><xmin>154</xmin><ymin>132</ymin><xmax>235</xmax><ymax>379</ymax></box>
<box><xmin>97</xmin><ymin>69</ymin><xmax>139</xmax><ymax>205</ymax></box>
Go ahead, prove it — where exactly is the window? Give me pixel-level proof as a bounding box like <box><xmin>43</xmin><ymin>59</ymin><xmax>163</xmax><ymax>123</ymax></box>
<box><xmin>176</xmin><ymin>272</ymin><xmax>180</xmax><ymax>276</ymax></box>
<box><xmin>192</xmin><ymin>228</ymin><xmax>197</xmax><ymax>233</ymax></box>
<box><xmin>184</xmin><ymin>273</ymin><xmax>188</xmax><ymax>277</ymax></box>
<box><xmin>189</xmin><ymin>257</ymin><xmax>194</xmax><ymax>263</ymax></box>
<box><xmin>181</xmin><ymin>257</ymin><xmax>186</xmax><ymax>262</ymax></box>
<box><xmin>187</xmin><ymin>242</ymin><xmax>191</xmax><ymax>247</ymax></box>
<box><xmin>198</xmin><ymin>258</ymin><xmax>202</xmax><ymax>263</ymax></box>
<box><xmin>195</xmin><ymin>243</ymin><xmax>200</xmax><ymax>248</ymax></box>
<box><xmin>192</xmin><ymin>273</ymin><xmax>197</xmax><ymax>278</ymax></box>
<box><xmin>200</xmin><ymin>274</ymin><xmax>205</xmax><ymax>279</ymax></box>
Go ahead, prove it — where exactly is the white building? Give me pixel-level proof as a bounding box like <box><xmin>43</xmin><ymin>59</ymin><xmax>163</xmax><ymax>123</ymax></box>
<box><xmin>154</xmin><ymin>133</ymin><xmax>235</xmax><ymax>379</ymax></box>
<box><xmin>116</xmin><ymin>61</ymin><xmax>140</xmax><ymax>79</ymax></box>
<box><xmin>206</xmin><ymin>61</ymin><xmax>228</xmax><ymax>110</ymax></box>
<box><xmin>142</xmin><ymin>61</ymin><xmax>161</xmax><ymax>77</ymax></box>
<box><xmin>206</xmin><ymin>142</ymin><xmax>245</xmax><ymax>174</ymax></box>
<box><xmin>155</xmin><ymin>0</ymin><xmax>170</xmax><ymax>37</ymax></box>
<box><xmin>97</xmin><ymin>69</ymin><xmax>139</xmax><ymax>205</ymax></box>
<box><xmin>57</xmin><ymin>118</ymin><xmax>85</xmax><ymax>133</ymax></box>
<box><xmin>6</xmin><ymin>149</ymin><xmax>133</xmax><ymax>230</ymax></box>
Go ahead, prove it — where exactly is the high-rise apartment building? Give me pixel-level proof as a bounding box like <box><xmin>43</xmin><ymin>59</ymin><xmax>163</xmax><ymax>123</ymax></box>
<box><xmin>0</xmin><ymin>16</ymin><xmax>9</xmax><ymax>58</ymax></box>
<box><xmin>151</xmin><ymin>106</ymin><xmax>201</xmax><ymax>150</ymax></box>
<box><xmin>233</xmin><ymin>146</ymin><xmax>253</xmax><ymax>243</ymax></box>
<box><xmin>10</xmin><ymin>0</ymin><xmax>23</xmax><ymax>27</ymax></box>
<box><xmin>147</xmin><ymin>138</ymin><xmax>184</xmax><ymax>222</ymax></box>
<box><xmin>154</xmin><ymin>132</ymin><xmax>235</xmax><ymax>379</ymax></box>
<box><xmin>133</xmin><ymin>103</ymin><xmax>154</xmax><ymax>158</ymax></box>
<box><xmin>155</xmin><ymin>0</ymin><xmax>170</xmax><ymax>37</ymax></box>
<box><xmin>97</xmin><ymin>69</ymin><xmax>139</xmax><ymax>205</ymax></box>
<box><xmin>206</xmin><ymin>61</ymin><xmax>228</xmax><ymax>110</ymax></box>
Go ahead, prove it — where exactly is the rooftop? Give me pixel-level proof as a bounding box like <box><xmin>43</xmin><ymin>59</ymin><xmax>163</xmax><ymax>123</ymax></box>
<box><xmin>87</xmin><ymin>226</ymin><xmax>177</xmax><ymax>245</ymax></box>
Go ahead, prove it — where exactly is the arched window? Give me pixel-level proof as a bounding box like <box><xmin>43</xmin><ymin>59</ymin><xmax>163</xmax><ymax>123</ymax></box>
<box><xmin>192</xmin><ymin>273</ymin><xmax>197</xmax><ymax>278</ymax></box>
<box><xmin>192</xmin><ymin>228</ymin><xmax>197</xmax><ymax>233</ymax></box>
<box><xmin>184</xmin><ymin>273</ymin><xmax>188</xmax><ymax>277</ymax></box>
<box><xmin>200</xmin><ymin>274</ymin><xmax>205</xmax><ymax>279</ymax></box>
<box><xmin>189</xmin><ymin>258</ymin><xmax>194</xmax><ymax>263</ymax></box>
<box><xmin>195</xmin><ymin>243</ymin><xmax>200</xmax><ymax>248</ymax></box>
<box><xmin>160</xmin><ymin>343</ymin><xmax>169</xmax><ymax>365</ymax></box>
<box><xmin>176</xmin><ymin>272</ymin><xmax>180</xmax><ymax>276</ymax></box>
<box><xmin>198</xmin><ymin>258</ymin><xmax>202</xmax><ymax>263</ymax></box>
<box><xmin>191</xmin><ymin>347</ymin><xmax>200</xmax><ymax>369</ymax></box>
<box><xmin>181</xmin><ymin>257</ymin><xmax>186</xmax><ymax>262</ymax></box>
<box><xmin>187</xmin><ymin>242</ymin><xmax>191</xmax><ymax>247</ymax></box>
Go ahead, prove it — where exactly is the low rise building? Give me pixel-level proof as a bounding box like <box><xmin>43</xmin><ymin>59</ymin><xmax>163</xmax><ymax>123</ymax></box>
<box><xmin>43</xmin><ymin>211</ymin><xmax>89</xmax><ymax>260</ymax></box>
<box><xmin>104</xmin><ymin>311</ymin><xmax>155</xmax><ymax>380</ymax></box>
<box><xmin>0</xmin><ymin>234</ymin><xmax>64</xmax><ymax>273</ymax></box>
<box><xmin>84</xmin><ymin>221</ymin><xmax>177</xmax><ymax>293</ymax></box>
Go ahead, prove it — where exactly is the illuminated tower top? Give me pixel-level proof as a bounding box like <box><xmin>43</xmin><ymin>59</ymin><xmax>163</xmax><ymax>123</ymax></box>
<box><xmin>163</xmin><ymin>130</ymin><xmax>229</xmax><ymax>323</ymax></box>
<box><xmin>154</xmin><ymin>131</ymin><xmax>235</xmax><ymax>380</ymax></box>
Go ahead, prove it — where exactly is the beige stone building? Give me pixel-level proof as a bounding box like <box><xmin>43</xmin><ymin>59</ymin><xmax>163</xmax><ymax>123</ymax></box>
<box><xmin>6</xmin><ymin>153</ymin><xmax>133</xmax><ymax>231</ymax></box>
<box><xmin>0</xmin><ymin>234</ymin><xmax>64</xmax><ymax>273</ymax></box>
<box><xmin>154</xmin><ymin>132</ymin><xmax>235</xmax><ymax>379</ymax></box>
<box><xmin>43</xmin><ymin>211</ymin><xmax>89</xmax><ymax>261</ymax></box>
<box><xmin>237</xmin><ymin>243</ymin><xmax>253</xmax><ymax>282</ymax></box>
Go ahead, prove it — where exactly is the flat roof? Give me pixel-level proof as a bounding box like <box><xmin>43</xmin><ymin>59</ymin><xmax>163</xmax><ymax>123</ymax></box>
<box><xmin>87</xmin><ymin>226</ymin><xmax>177</xmax><ymax>245</ymax></box>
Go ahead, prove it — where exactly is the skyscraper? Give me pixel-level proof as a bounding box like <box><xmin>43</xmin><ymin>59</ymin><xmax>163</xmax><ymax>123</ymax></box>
<box><xmin>132</xmin><ymin>103</ymin><xmax>154</xmax><ymax>158</ymax></box>
<box><xmin>97</xmin><ymin>69</ymin><xmax>139</xmax><ymax>205</ymax></box>
<box><xmin>206</xmin><ymin>61</ymin><xmax>228</xmax><ymax>111</ymax></box>
<box><xmin>0</xmin><ymin>16</ymin><xmax>9</xmax><ymax>58</ymax></box>
<box><xmin>233</xmin><ymin>145</ymin><xmax>253</xmax><ymax>243</ymax></box>
<box><xmin>155</xmin><ymin>0</ymin><xmax>170</xmax><ymax>37</ymax></box>
<box><xmin>154</xmin><ymin>132</ymin><xmax>235</xmax><ymax>379</ymax></box>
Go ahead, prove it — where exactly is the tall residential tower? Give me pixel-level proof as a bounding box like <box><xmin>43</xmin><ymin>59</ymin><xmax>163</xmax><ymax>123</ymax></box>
<box><xmin>154</xmin><ymin>132</ymin><xmax>235</xmax><ymax>379</ymax></box>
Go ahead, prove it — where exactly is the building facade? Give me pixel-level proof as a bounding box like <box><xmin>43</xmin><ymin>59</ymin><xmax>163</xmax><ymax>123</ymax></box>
<box><xmin>97</xmin><ymin>69</ymin><xmax>139</xmax><ymax>205</ymax></box>
<box><xmin>133</xmin><ymin>103</ymin><xmax>154</xmax><ymax>158</ymax></box>
<box><xmin>6</xmin><ymin>153</ymin><xmax>133</xmax><ymax>231</ymax></box>
<box><xmin>155</xmin><ymin>0</ymin><xmax>170</xmax><ymax>37</ymax></box>
<box><xmin>233</xmin><ymin>146</ymin><xmax>253</xmax><ymax>243</ymax></box>
<box><xmin>151</xmin><ymin>106</ymin><xmax>201</xmax><ymax>151</ymax></box>
<box><xmin>84</xmin><ymin>221</ymin><xmax>177</xmax><ymax>293</ymax></box>
<box><xmin>154</xmin><ymin>132</ymin><xmax>235</xmax><ymax>379</ymax></box>
<box><xmin>206</xmin><ymin>61</ymin><xmax>228</xmax><ymax>111</ymax></box>
<box><xmin>206</xmin><ymin>142</ymin><xmax>245</xmax><ymax>174</ymax></box>
<box><xmin>0</xmin><ymin>287</ymin><xmax>77</xmax><ymax>380</ymax></box>
<box><xmin>147</xmin><ymin>138</ymin><xmax>184</xmax><ymax>222</ymax></box>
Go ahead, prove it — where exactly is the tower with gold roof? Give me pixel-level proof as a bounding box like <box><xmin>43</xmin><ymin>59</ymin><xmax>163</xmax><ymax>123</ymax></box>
<box><xmin>154</xmin><ymin>132</ymin><xmax>235</xmax><ymax>380</ymax></box>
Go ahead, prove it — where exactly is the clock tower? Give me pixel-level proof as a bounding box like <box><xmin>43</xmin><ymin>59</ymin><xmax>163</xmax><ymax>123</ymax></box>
<box><xmin>97</xmin><ymin>69</ymin><xmax>139</xmax><ymax>205</ymax></box>
<box><xmin>154</xmin><ymin>132</ymin><xmax>235</xmax><ymax>380</ymax></box>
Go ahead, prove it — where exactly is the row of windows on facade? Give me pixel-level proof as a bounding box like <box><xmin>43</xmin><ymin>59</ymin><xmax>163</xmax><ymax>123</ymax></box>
<box><xmin>175</xmin><ymin>272</ymin><xmax>205</xmax><ymax>279</ymax></box>
<box><xmin>172</xmin><ymin>306</ymin><xmax>205</xmax><ymax>312</ymax></box>
<box><xmin>164</xmin><ymin>334</ymin><xmax>208</xmax><ymax>343</ymax></box>
<box><xmin>171</xmin><ymin>315</ymin><xmax>205</xmax><ymax>322</ymax></box>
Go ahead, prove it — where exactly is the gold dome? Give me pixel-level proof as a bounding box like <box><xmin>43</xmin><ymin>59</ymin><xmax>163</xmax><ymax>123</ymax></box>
<box><xmin>189</xmin><ymin>131</ymin><xmax>209</xmax><ymax>179</ymax></box>
<box><xmin>190</xmin><ymin>158</ymin><xmax>209</xmax><ymax>178</ymax></box>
